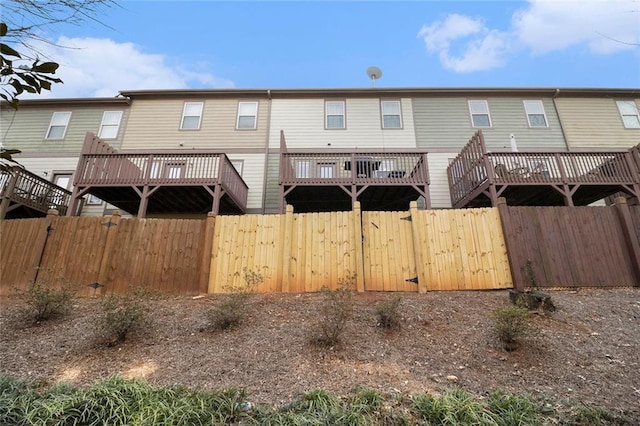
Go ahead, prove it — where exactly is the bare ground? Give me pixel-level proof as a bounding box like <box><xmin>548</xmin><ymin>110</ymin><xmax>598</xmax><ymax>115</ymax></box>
<box><xmin>1</xmin><ymin>288</ymin><xmax>639</xmax><ymax>419</ymax></box>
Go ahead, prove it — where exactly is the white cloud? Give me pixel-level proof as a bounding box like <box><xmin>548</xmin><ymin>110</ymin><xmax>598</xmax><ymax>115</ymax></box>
<box><xmin>20</xmin><ymin>37</ymin><xmax>234</xmax><ymax>99</ymax></box>
<box><xmin>418</xmin><ymin>0</ymin><xmax>639</xmax><ymax>73</ymax></box>
<box><xmin>513</xmin><ymin>0</ymin><xmax>640</xmax><ymax>54</ymax></box>
<box><xmin>417</xmin><ymin>14</ymin><xmax>511</xmax><ymax>72</ymax></box>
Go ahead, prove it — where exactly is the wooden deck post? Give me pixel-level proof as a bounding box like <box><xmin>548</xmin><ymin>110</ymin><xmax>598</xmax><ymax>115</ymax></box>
<box><xmin>0</xmin><ymin>171</ymin><xmax>17</xmax><ymax>220</ymax></box>
<box><xmin>614</xmin><ymin>197</ymin><xmax>640</xmax><ymax>286</ymax></box>
<box><xmin>496</xmin><ymin>198</ymin><xmax>522</xmax><ymax>291</ymax></box>
<box><xmin>198</xmin><ymin>212</ymin><xmax>216</xmax><ymax>294</ymax></box>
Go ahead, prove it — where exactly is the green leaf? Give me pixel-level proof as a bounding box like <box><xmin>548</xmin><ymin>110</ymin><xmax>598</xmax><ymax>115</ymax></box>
<box><xmin>32</xmin><ymin>61</ymin><xmax>59</xmax><ymax>74</ymax></box>
<box><xmin>0</xmin><ymin>43</ymin><xmax>21</xmax><ymax>58</ymax></box>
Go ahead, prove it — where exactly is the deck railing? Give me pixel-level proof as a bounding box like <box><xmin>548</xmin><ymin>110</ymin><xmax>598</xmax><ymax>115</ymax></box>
<box><xmin>448</xmin><ymin>131</ymin><xmax>640</xmax><ymax>206</ymax></box>
<box><xmin>0</xmin><ymin>167</ymin><xmax>72</xmax><ymax>215</ymax></box>
<box><xmin>75</xmin><ymin>151</ymin><xmax>248</xmax><ymax>207</ymax></box>
<box><xmin>281</xmin><ymin>151</ymin><xmax>429</xmax><ymax>185</ymax></box>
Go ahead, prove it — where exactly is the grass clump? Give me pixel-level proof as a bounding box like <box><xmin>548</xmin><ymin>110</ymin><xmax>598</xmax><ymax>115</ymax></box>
<box><xmin>313</xmin><ymin>273</ymin><xmax>356</xmax><ymax>347</ymax></box>
<box><xmin>207</xmin><ymin>267</ymin><xmax>263</xmax><ymax>331</ymax></box>
<box><xmin>413</xmin><ymin>388</ymin><xmax>498</xmax><ymax>425</ymax></box>
<box><xmin>488</xmin><ymin>391</ymin><xmax>541</xmax><ymax>426</ymax></box>
<box><xmin>96</xmin><ymin>287</ymin><xmax>151</xmax><ymax>346</ymax></box>
<box><xmin>493</xmin><ymin>305</ymin><xmax>531</xmax><ymax>351</ymax></box>
<box><xmin>13</xmin><ymin>272</ymin><xmax>76</xmax><ymax>323</ymax></box>
<box><xmin>376</xmin><ymin>295</ymin><xmax>403</xmax><ymax>330</ymax></box>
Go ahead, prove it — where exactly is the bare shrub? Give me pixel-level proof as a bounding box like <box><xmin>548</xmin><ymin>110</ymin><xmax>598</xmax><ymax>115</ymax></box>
<box><xmin>13</xmin><ymin>272</ymin><xmax>76</xmax><ymax>323</ymax></box>
<box><xmin>313</xmin><ymin>273</ymin><xmax>356</xmax><ymax>347</ymax></box>
<box><xmin>493</xmin><ymin>306</ymin><xmax>531</xmax><ymax>351</ymax></box>
<box><xmin>375</xmin><ymin>295</ymin><xmax>403</xmax><ymax>330</ymax></box>
<box><xmin>207</xmin><ymin>267</ymin><xmax>263</xmax><ymax>331</ymax></box>
<box><xmin>97</xmin><ymin>287</ymin><xmax>152</xmax><ymax>346</ymax></box>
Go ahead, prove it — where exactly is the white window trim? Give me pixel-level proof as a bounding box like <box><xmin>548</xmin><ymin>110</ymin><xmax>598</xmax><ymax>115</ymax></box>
<box><xmin>325</xmin><ymin>100</ymin><xmax>346</xmax><ymax>129</ymax></box>
<box><xmin>230</xmin><ymin>159</ymin><xmax>244</xmax><ymax>176</ymax></box>
<box><xmin>380</xmin><ymin>100</ymin><xmax>402</xmax><ymax>129</ymax></box>
<box><xmin>468</xmin><ymin>100</ymin><xmax>492</xmax><ymax>128</ymax></box>
<box><xmin>180</xmin><ymin>102</ymin><xmax>204</xmax><ymax>130</ymax></box>
<box><xmin>86</xmin><ymin>194</ymin><xmax>103</xmax><ymax>205</ymax></box>
<box><xmin>98</xmin><ymin>111</ymin><xmax>123</xmax><ymax>139</ymax></box>
<box><xmin>236</xmin><ymin>101</ymin><xmax>258</xmax><ymax>130</ymax></box>
<box><xmin>523</xmin><ymin>100</ymin><xmax>548</xmax><ymax>128</ymax></box>
<box><xmin>45</xmin><ymin>112</ymin><xmax>72</xmax><ymax>139</ymax></box>
<box><xmin>616</xmin><ymin>100</ymin><xmax>640</xmax><ymax>129</ymax></box>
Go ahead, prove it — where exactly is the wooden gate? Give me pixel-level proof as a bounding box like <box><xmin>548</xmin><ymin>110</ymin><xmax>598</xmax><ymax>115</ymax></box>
<box><xmin>362</xmin><ymin>211</ymin><xmax>418</xmax><ymax>292</ymax></box>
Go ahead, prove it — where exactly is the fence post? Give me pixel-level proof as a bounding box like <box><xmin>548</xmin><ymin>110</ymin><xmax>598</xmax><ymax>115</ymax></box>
<box><xmin>614</xmin><ymin>197</ymin><xmax>640</xmax><ymax>286</ymax></box>
<box><xmin>279</xmin><ymin>205</ymin><xmax>294</xmax><ymax>292</ymax></box>
<box><xmin>96</xmin><ymin>210</ymin><xmax>121</xmax><ymax>294</ymax></box>
<box><xmin>199</xmin><ymin>212</ymin><xmax>216</xmax><ymax>294</ymax></box>
<box><xmin>496</xmin><ymin>198</ymin><xmax>523</xmax><ymax>291</ymax></box>
<box><xmin>409</xmin><ymin>201</ymin><xmax>428</xmax><ymax>293</ymax></box>
<box><xmin>30</xmin><ymin>209</ymin><xmax>59</xmax><ymax>284</ymax></box>
<box><xmin>353</xmin><ymin>201</ymin><xmax>365</xmax><ymax>292</ymax></box>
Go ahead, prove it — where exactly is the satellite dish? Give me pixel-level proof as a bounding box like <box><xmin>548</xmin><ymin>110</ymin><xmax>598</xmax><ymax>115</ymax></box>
<box><xmin>366</xmin><ymin>66</ymin><xmax>383</xmax><ymax>86</ymax></box>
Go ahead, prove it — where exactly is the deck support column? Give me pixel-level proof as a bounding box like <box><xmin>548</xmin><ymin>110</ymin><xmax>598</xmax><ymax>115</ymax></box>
<box><xmin>211</xmin><ymin>184</ymin><xmax>222</xmax><ymax>216</ymax></box>
<box><xmin>0</xmin><ymin>172</ymin><xmax>17</xmax><ymax>220</ymax></box>
<box><xmin>137</xmin><ymin>186</ymin><xmax>149</xmax><ymax>218</ymax></box>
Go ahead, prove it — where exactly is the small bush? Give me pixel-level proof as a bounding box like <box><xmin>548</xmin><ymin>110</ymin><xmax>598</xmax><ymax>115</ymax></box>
<box><xmin>207</xmin><ymin>267</ymin><xmax>263</xmax><ymax>331</ymax></box>
<box><xmin>493</xmin><ymin>306</ymin><xmax>530</xmax><ymax>351</ymax></box>
<box><xmin>97</xmin><ymin>288</ymin><xmax>151</xmax><ymax>346</ymax></box>
<box><xmin>313</xmin><ymin>273</ymin><xmax>356</xmax><ymax>347</ymax></box>
<box><xmin>376</xmin><ymin>295</ymin><xmax>403</xmax><ymax>330</ymax></box>
<box><xmin>13</xmin><ymin>273</ymin><xmax>76</xmax><ymax>323</ymax></box>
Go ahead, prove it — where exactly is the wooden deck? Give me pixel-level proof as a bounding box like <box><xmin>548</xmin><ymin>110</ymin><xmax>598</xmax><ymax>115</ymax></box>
<box><xmin>279</xmin><ymin>131</ymin><xmax>430</xmax><ymax>212</ymax></box>
<box><xmin>447</xmin><ymin>131</ymin><xmax>640</xmax><ymax>208</ymax></box>
<box><xmin>69</xmin><ymin>133</ymin><xmax>248</xmax><ymax>217</ymax></box>
<box><xmin>0</xmin><ymin>167</ymin><xmax>72</xmax><ymax>219</ymax></box>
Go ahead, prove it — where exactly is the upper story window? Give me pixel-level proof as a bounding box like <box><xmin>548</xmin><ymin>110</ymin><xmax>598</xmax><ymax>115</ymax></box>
<box><xmin>523</xmin><ymin>100</ymin><xmax>548</xmax><ymax>128</ymax></box>
<box><xmin>616</xmin><ymin>100</ymin><xmax>640</xmax><ymax>128</ymax></box>
<box><xmin>468</xmin><ymin>100</ymin><xmax>492</xmax><ymax>127</ymax></box>
<box><xmin>236</xmin><ymin>102</ymin><xmax>258</xmax><ymax>129</ymax></box>
<box><xmin>180</xmin><ymin>102</ymin><xmax>203</xmax><ymax>130</ymax></box>
<box><xmin>46</xmin><ymin>112</ymin><xmax>71</xmax><ymax>139</ymax></box>
<box><xmin>381</xmin><ymin>100</ymin><xmax>402</xmax><ymax>129</ymax></box>
<box><xmin>325</xmin><ymin>100</ymin><xmax>345</xmax><ymax>129</ymax></box>
<box><xmin>98</xmin><ymin>111</ymin><xmax>123</xmax><ymax>139</ymax></box>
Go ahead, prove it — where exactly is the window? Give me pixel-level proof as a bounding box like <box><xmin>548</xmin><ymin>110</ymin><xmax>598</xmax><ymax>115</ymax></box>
<box><xmin>523</xmin><ymin>100</ymin><xmax>548</xmax><ymax>128</ymax></box>
<box><xmin>295</xmin><ymin>160</ymin><xmax>310</xmax><ymax>178</ymax></box>
<box><xmin>230</xmin><ymin>160</ymin><xmax>244</xmax><ymax>175</ymax></box>
<box><xmin>164</xmin><ymin>162</ymin><xmax>185</xmax><ymax>179</ymax></box>
<box><xmin>180</xmin><ymin>102</ymin><xmax>203</xmax><ymax>130</ymax></box>
<box><xmin>236</xmin><ymin>102</ymin><xmax>258</xmax><ymax>129</ymax></box>
<box><xmin>317</xmin><ymin>163</ymin><xmax>335</xmax><ymax>178</ymax></box>
<box><xmin>46</xmin><ymin>112</ymin><xmax>71</xmax><ymax>139</ymax></box>
<box><xmin>53</xmin><ymin>173</ymin><xmax>72</xmax><ymax>190</ymax></box>
<box><xmin>381</xmin><ymin>100</ymin><xmax>402</xmax><ymax>128</ymax></box>
<box><xmin>616</xmin><ymin>100</ymin><xmax>640</xmax><ymax>128</ymax></box>
<box><xmin>468</xmin><ymin>100</ymin><xmax>492</xmax><ymax>127</ymax></box>
<box><xmin>86</xmin><ymin>195</ymin><xmax>103</xmax><ymax>205</ymax></box>
<box><xmin>325</xmin><ymin>101</ymin><xmax>345</xmax><ymax>129</ymax></box>
<box><xmin>98</xmin><ymin>111</ymin><xmax>123</xmax><ymax>138</ymax></box>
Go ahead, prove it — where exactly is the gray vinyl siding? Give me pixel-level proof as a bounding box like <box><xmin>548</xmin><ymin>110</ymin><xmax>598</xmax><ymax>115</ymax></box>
<box><xmin>413</xmin><ymin>97</ymin><xmax>567</xmax><ymax>151</ymax></box>
<box><xmin>555</xmin><ymin>97</ymin><xmax>640</xmax><ymax>150</ymax></box>
<box><xmin>225</xmin><ymin>153</ymin><xmax>265</xmax><ymax>210</ymax></box>
<box><xmin>122</xmin><ymin>98</ymin><xmax>269</xmax><ymax>150</ymax></box>
<box><xmin>263</xmin><ymin>153</ymin><xmax>282</xmax><ymax>214</ymax></box>
<box><xmin>427</xmin><ymin>153</ymin><xmax>457</xmax><ymax>208</ymax></box>
<box><xmin>1</xmin><ymin>107</ymin><xmax>128</xmax><ymax>154</ymax></box>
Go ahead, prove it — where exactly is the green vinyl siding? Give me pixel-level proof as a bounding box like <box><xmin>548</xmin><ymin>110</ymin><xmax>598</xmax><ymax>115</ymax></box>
<box><xmin>413</xmin><ymin>97</ymin><xmax>567</xmax><ymax>151</ymax></box>
<box><xmin>1</xmin><ymin>106</ymin><xmax>128</xmax><ymax>154</ymax></box>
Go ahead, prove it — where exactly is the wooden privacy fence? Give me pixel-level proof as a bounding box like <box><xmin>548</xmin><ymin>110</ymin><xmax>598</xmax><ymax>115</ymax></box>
<box><xmin>0</xmin><ymin>210</ymin><xmax>212</xmax><ymax>296</ymax></box>
<box><xmin>208</xmin><ymin>202</ymin><xmax>513</xmax><ymax>293</ymax></box>
<box><xmin>498</xmin><ymin>198</ymin><xmax>640</xmax><ymax>289</ymax></box>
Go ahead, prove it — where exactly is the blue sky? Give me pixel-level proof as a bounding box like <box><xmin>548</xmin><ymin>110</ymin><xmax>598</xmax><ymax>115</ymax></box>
<box><xmin>16</xmin><ymin>0</ymin><xmax>640</xmax><ymax>98</ymax></box>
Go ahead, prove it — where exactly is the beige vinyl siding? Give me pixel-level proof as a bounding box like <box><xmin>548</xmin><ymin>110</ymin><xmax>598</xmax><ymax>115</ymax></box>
<box><xmin>555</xmin><ymin>97</ymin><xmax>640</xmax><ymax>150</ymax></box>
<box><xmin>16</xmin><ymin>157</ymin><xmax>106</xmax><ymax>217</ymax></box>
<box><xmin>122</xmin><ymin>98</ymin><xmax>269</xmax><ymax>150</ymax></box>
<box><xmin>226</xmin><ymin>153</ymin><xmax>265</xmax><ymax>211</ymax></box>
<box><xmin>269</xmin><ymin>98</ymin><xmax>417</xmax><ymax>149</ymax></box>
<box><xmin>427</xmin><ymin>153</ymin><xmax>457</xmax><ymax>208</ymax></box>
<box><xmin>1</xmin><ymin>107</ymin><xmax>128</xmax><ymax>154</ymax></box>
<box><xmin>413</xmin><ymin>97</ymin><xmax>566</xmax><ymax>151</ymax></box>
